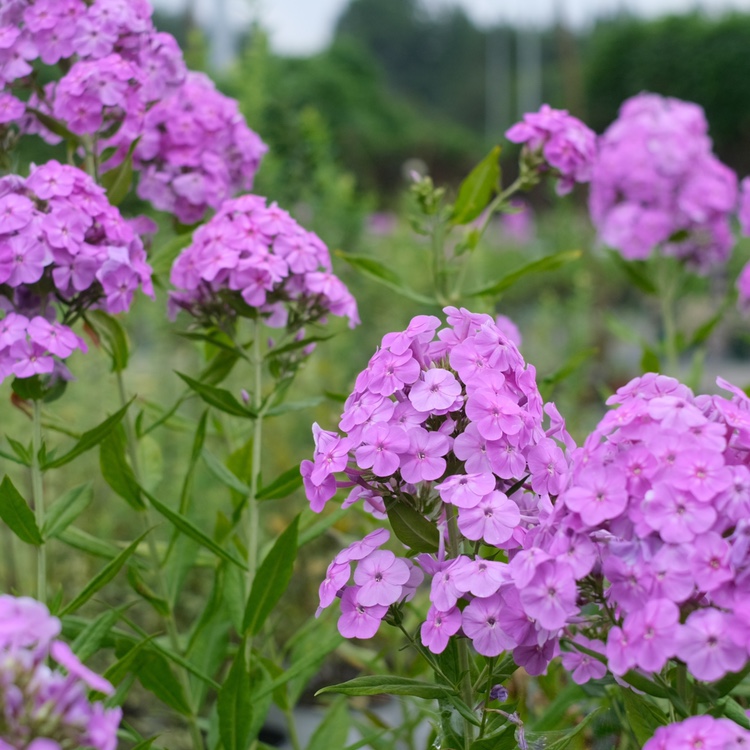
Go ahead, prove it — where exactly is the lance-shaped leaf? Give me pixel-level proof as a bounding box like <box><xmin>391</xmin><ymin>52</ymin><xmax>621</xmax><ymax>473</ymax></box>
<box><xmin>0</xmin><ymin>476</ymin><xmax>42</xmax><ymax>545</ymax></box>
<box><xmin>336</xmin><ymin>252</ymin><xmax>437</xmax><ymax>306</ymax></box>
<box><xmin>87</xmin><ymin>311</ymin><xmax>129</xmax><ymax>372</ymax></box>
<box><xmin>385</xmin><ymin>498</ymin><xmax>439</xmax><ymax>553</ymax></box>
<box><xmin>451</xmin><ymin>145</ymin><xmax>501</xmax><ymax>225</ymax></box>
<box><xmin>467</xmin><ymin>250</ymin><xmax>582</xmax><ymax>298</ymax></box>
<box><xmin>60</xmin><ymin>529</ymin><xmax>150</xmax><ymax>615</ymax></box>
<box><xmin>100</xmin><ymin>427</ymin><xmax>144</xmax><ymax>509</ymax></box>
<box><xmin>43</xmin><ymin>400</ymin><xmax>132</xmax><ymax>470</ymax></box>
<box><xmin>43</xmin><ymin>483</ymin><xmax>93</xmax><ymax>539</ymax></box>
<box><xmin>217</xmin><ymin>647</ymin><xmax>254</xmax><ymax>750</ymax></box>
<box><xmin>257</xmin><ymin>466</ymin><xmax>303</xmax><ymax>500</ymax></box>
<box><xmin>620</xmin><ymin>688</ymin><xmax>667</xmax><ymax>745</ymax></box>
<box><xmin>307</xmin><ymin>699</ymin><xmax>350</xmax><ymax>750</ymax></box>
<box><xmin>143</xmin><ymin>488</ymin><xmax>247</xmax><ymax>570</ymax></box>
<box><xmin>176</xmin><ymin>372</ymin><xmax>256</xmax><ymax>418</ymax></box>
<box><xmin>149</xmin><ymin>232</ymin><xmax>194</xmax><ymax>279</ymax></box>
<box><xmin>243</xmin><ymin>515</ymin><xmax>299</xmax><ymax>635</ymax></box>
<box><xmin>316</xmin><ymin>675</ymin><xmax>455</xmax><ymax>700</ymax></box>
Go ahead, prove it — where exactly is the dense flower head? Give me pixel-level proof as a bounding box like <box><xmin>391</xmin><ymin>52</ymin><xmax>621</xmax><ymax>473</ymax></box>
<box><xmin>644</xmin><ymin>716</ymin><xmax>750</xmax><ymax>750</ymax></box>
<box><xmin>506</xmin><ymin>104</ymin><xmax>597</xmax><ymax>194</ymax></box>
<box><xmin>528</xmin><ymin>372</ymin><xmax>750</xmax><ymax>682</ymax></box>
<box><xmin>169</xmin><ymin>194</ymin><xmax>358</xmax><ymax>330</ymax></box>
<box><xmin>589</xmin><ymin>93</ymin><xmax>738</xmax><ymax>271</ymax></box>
<box><xmin>134</xmin><ymin>72</ymin><xmax>267</xmax><ymax>223</ymax></box>
<box><xmin>303</xmin><ymin>308</ymin><xmax>575</xmax><ymax>672</ymax></box>
<box><xmin>0</xmin><ymin>160</ymin><xmax>152</xmax><ymax>381</ymax></box>
<box><xmin>0</xmin><ymin>594</ymin><xmax>121</xmax><ymax>750</ymax></box>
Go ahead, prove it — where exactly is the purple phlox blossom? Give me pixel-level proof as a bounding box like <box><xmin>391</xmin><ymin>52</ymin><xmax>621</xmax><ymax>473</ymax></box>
<box><xmin>506</xmin><ymin>104</ymin><xmax>597</xmax><ymax>194</ymax></box>
<box><xmin>462</xmin><ymin>594</ymin><xmax>518</xmax><ymax>656</ymax></box>
<box><xmin>420</xmin><ymin>605</ymin><xmax>462</xmax><ymax>654</ymax></box>
<box><xmin>560</xmin><ymin>636</ymin><xmax>606</xmax><ymax>684</ymax></box>
<box><xmin>399</xmin><ymin>427</ymin><xmax>450</xmax><ymax>483</ymax></box>
<box><xmin>436</xmin><ymin>472</ymin><xmax>496</xmax><ymax>509</ymax></box>
<box><xmin>450</xmin><ymin>557</ymin><xmax>510</xmax><ymax>598</ymax></box>
<box><xmin>518</xmin><ymin>560</ymin><xmax>578</xmax><ymax>631</ymax></box>
<box><xmin>354</xmin><ymin>422</ymin><xmax>409</xmax><ymax>477</ymax></box>
<box><xmin>465</xmin><ymin>388</ymin><xmax>523</xmax><ymax>441</ymax></box>
<box><xmin>622</xmin><ymin>598</ymin><xmax>679</xmax><ymax>673</ymax></box>
<box><xmin>562</xmin><ymin>465</ymin><xmax>628</xmax><ymax>526</ymax></box>
<box><xmin>527</xmin><ymin>438</ymin><xmax>568</xmax><ymax>496</ymax></box>
<box><xmin>353</xmin><ymin>550</ymin><xmax>411</xmax><ymax>607</ymax></box>
<box><xmin>337</xmin><ymin>586</ymin><xmax>388</xmax><ymax>639</ymax></box>
<box><xmin>409</xmin><ymin>367</ymin><xmax>462</xmax><ymax>413</ymax></box>
<box><xmin>318</xmin><ymin>560</ymin><xmax>350</xmax><ymax>610</ymax></box>
<box><xmin>334</xmin><ymin>528</ymin><xmax>390</xmax><ymax>565</ymax></box>
<box><xmin>457</xmin><ymin>490</ymin><xmax>521</xmax><ymax>545</ymax></box>
<box><xmin>644</xmin><ymin>716</ymin><xmax>750</xmax><ymax>750</ymax></box>
<box><xmin>676</xmin><ymin>608</ymin><xmax>744</xmax><ymax>681</ymax></box>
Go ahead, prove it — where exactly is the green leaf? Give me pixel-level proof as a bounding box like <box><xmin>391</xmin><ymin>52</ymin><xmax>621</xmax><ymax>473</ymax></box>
<box><xmin>131</xmin><ymin>738</ymin><xmax>159</xmax><ymax>750</ymax></box>
<box><xmin>307</xmin><ymin>699</ymin><xmax>350</xmax><ymax>750</ymax></box>
<box><xmin>43</xmin><ymin>400</ymin><xmax>132</xmax><ymax>470</ymax></box>
<box><xmin>265</xmin><ymin>397</ymin><xmax>324</xmax><ymax>418</ymax></box>
<box><xmin>104</xmin><ymin>635</ymin><xmax>156</xmax><ymax>686</ymax></box>
<box><xmin>60</xmin><ymin>529</ymin><xmax>149</xmax><ymax>615</ymax></box>
<box><xmin>127</xmin><ymin>567</ymin><xmax>170</xmax><ymax>616</ymax></box>
<box><xmin>71</xmin><ymin>607</ymin><xmax>124</xmax><ymax>662</ymax></box>
<box><xmin>5</xmin><ymin>436</ymin><xmax>31</xmax><ymax>465</ymax></box>
<box><xmin>469</xmin><ymin>724</ymin><xmax>516</xmax><ymax>750</ymax></box>
<box><xmin>133</xmin><ymin>649</ymin><xmax>192</xmax><ymax>716</ymax></box>
<box><xmin>467</xmin><ymin>250</ymin><xmax>582</xmax><ymax>298</ymax></box>
<box><xmin>149</xmin><ymin>233</ymin><xmax>194</xmax><ymax>279</ymax></box>
<box><xmin>265</xmin><ymin>334</ymin><xmax>334</xmax><ymax>360</ymax></box>
<box><xmin>202</xmin><ymin>448</ymin><xmax>251</xmax><ymax>496</ymax></box>
<box><xmin>176</xmin><ymin>371</ymin><xmax>256</xmax><ymax>418</ymax></box>
<box><xmin>43</xmin><ymin>482</ymin><xmax>93</xmax><ymax>539</ymax></box>
<box><xmin>87</xmin><ymin>311</ymin><xmax>129</xmax><ymax>372</ymax></box>
<box><xmin>11</xmin><ymin>375</ymin><xmax>45</xmax><ymax>401</ymax></box>
<box><xmin>26</xmin><ymin>108</ymin><xmax>78</xmax><ymax>144</ymax></box>
<box><xmin>243</xmin><ymin>515</ymin><xmax>299</xmax><ymax>635</ymax></box>
<box><xmin>608</xmin><ymin>251</ymin><xmax>658</xmax><ymax>295</ymax></box>
<box><xmin>451</xmin><ymin>145</ymin><xmax>501</xmax><ymax>225</ymax></box>
<box><xmin>543</xmin><ymin>708</ymin><xmax>602</xmax><ymax>750</ymax></box>
<box><xmin>0</xmin><ymin>476</ymin><xmax>42</xmax><ymax>545</ymax></box>
<box><xmin>316</xmin><ymin>675</ymin><xmax>455</xmax><ymax>700</ymax></box>
<box><xmin>143</xmin><ymin>488</ymin><xmax>247</xmax><ymax>570</ymax></box>
<box><xmin>199</xmin><ymin>348</ymin><xmax>241</xmax><ymax>386</ymax></box>
<box><xmin>336</xmin><ymin>252</ymin><xmax>437</xmax><ymax>306</ymax></box>
<box><xmin>99</xmin><ymin>427</ymin><xmax>144</xmax><ymax>510</ymax></box>
<box><xmin>532</xmin><ymin>682</ymin><xmax>586</xmax><ymax>732</ymax></box>
<box><xmin>690</xmin><ymin>308</ymin><xmax>726</xmax><ymax>348</ymax></box>
<box><xmin>714</xmin><ymin>697</ymin><xmax>750</xmax><ymax>729</ymax></box>
<box><xmin>58</xmin><ymin>526</ymin><xmax>124</xmax><ymax>560</ymax></box>
<box><xmin>541</xmin><ymin>347</ymin><xmax>598</xmax><ymax>393</ymax></box>
<box><xmin>620</xmin><ymin>688</ymin><xmax>668</xmax><ymax>745</ymax></box>
<box><xmin>217</xmin><ymin>647</ymin><xmax>254</xmax><ymax>750</ymax></box>
<box><xmin>257</xmin><ymin>466</ymin><xmax>303</xmax><ymax>500</ymax></box>
<box><xmin>385</xmin><ymin>498</ymin><xmax>439</xmax><ymax>553</ymax></box>
<box><xmin>100</xmin><ymin>150</ymin><xmax>134</xmax><ymax>206</ymax></box>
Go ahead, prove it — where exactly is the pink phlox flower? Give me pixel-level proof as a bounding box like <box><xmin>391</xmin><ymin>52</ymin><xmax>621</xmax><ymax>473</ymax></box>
<box><xmin>0</xmin><ymin>194</ymin><xmax>34</xmax><ymax>233</ymax></box>
<box><xmin>622</xmin><ymin>598</ymin><xmax>678</xmax><ymax>672</ymax></box>
<box><xmin>355</xmin><ymin>422</ymin><xmax>409</xmax><ymax>477</ymax></box>
<box><xmin>548</xmin><ymin>531</ymin><xmax>597</xmax><ymax>579</ymax></box>
<box><xmin>465</xmin><ymin>388</ymin><xmax>523</xmax><ymax>441</ymax></box>
<box><xmin>457</xmin><ymin>490</ymin><xmax>521</xmax><ymax>545</ymax></box>
<box><xmin>605</xmin><ymin>625</ymin><xmax>634</xmax><ymax>676</ymax></box>
<box><xmin>368</xmin><ymin>349</ymin><xmax>421</xmax><ymax>397</ymax></box>
<box><xmin>508</xmin><ymin>546</ymin><xmax>552</xmax><ymax>588</ymax></box>
<box><xmin>10</xmin><ymin>337</ymin><xmax>54</xmax><ymax>378</ymax></box>
<box><xmin>399</xmin><ymin>427</ymin><xmax>450</xmax><ymax>484</ymax></box>
<box><xmin>436</xmin><ymin>472</ymin><xmax>495</xmax><ymax>509</ymax></box>
<box><xmin>462</xmin><ymin>594</ymin><xmax>518</xmax><ymax>656</ymax></box>
<box><xmin>51</xmin><ymin>640</ymin><xmax>114</xmax><ymax>695</ymax></box>
<box><xmin>420</xmin><ymin>605</ymin><xmax>462</xmax><ymax>654</ymax></box>
<box><xmin>486</xmin><ymin>437</ymin><xmax>527</xmax><ymax>480</ymax></box>
<box><xmin>672</xmin><ymin>450</ymin><xmax>731</xmax><ymax>502</ymax></box>
<box><xmin>354</xmin><ymin>550</ymin><xmax>410</xmax><ymax>607</ymax></box>
<box><xmin>691</xmin><ymin>532</ymin><xmax>733</xmax><ymax>593</ymax></box>
<box><xmin>381</xmin><ymin>314</ymin><xmax>440</xmax><ymax>355</ymax></box>
<box><xmin>647</xmin><ymin>544</ymin><xmax>695</xmax><ymax>603</ymax></box>
<box><xmin>450</xmin><ymin>557</ymin><xmax>510</xmax><ymax>598</ymax></box>
<box><xmin>429</xmin><ymin>556</ymin><xmax>468</xmax><ymax>611</ymax></box>
<box><xmin>318</xmin><ymin>560</ymin><xmax>351</xmax><ymax>609</ymax></box>
<box><xmin>513</xmin><ymin>637</ymin><xmax>557</xmax><ymax>676</ymax></box>
<box><xmin>676</xmin><ymin>608</ymin><xmax>745</xmax><ymax>681</ymax></box>
<box><xmin>642</xmin><ymin>484</ymin><xmax>716</xmax><ymax>543</ymax></box>
<box><xmin>453</xmin><ymin>423</ymin><xmax>493</xmax><ymax>474</ymax></box>
<box><xmin>518</xmin><ymin>559</ymin><xmax>578</xmax><ymax>631</ymax></box>
<box><xmin>560</xmin><ymin>636</ymin><xmax>606</xmax><ymax>684</ymax></box>
<box><xmin>311</xmin><ymin>424</ymin><xmax>352</xmax><ymax>485</ymax></box>
<box><xmin>300</xmin><ymin>460</ymin><xmax>336</xmax><ymax>513</ymax></box>
<box><xmin>602</xmin><ymin>553</ymin><xmax>652</xmax><ymax>612</ymax></box>
<box><xmin>527</xmin><ymin>438</ymin><xmax>568</xmax><ymax>496</ymax></box>
<box><xmin>335</xmin><ymin>529</ymin><xmax>390</xmax><ymax>565</ymax></box>
<box><xmin>648</xmin><ymin>395</ymin><xmax>707</xmax><ymax>430</ymax></box>
<box><xmin>562</xmin><ymin>465</ymin><xmax>628</xmax><ymax>526</ymax></box>
<box><xmin>337</xmin><ymin>586</ymin><xmax>387</xmax><ymax>640</ymax></box>
<box><xmin>408</xmin><ymin>367</ymin><xmax>462</xmax><ymax>413</ymax></box>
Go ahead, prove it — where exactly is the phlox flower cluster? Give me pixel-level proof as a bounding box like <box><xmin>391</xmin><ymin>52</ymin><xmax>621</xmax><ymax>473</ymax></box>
<box><xmin>302</xmin><ymin>308</ymin><xmax>576</xmax><ymax>675</ymax></box>
<box><xmin>589</xmin><ymin>93</ymin><xmax>738</xmax><ymax>271</ymax></box>
<box><xmin>644</xmin><ymin>716</ymin><xmax>750</xmax><ymax>750</ymax></box>
<box><xmin>532</xmin><ymin>372</ymin><xmax>750</xmax><ymax>684</ymax></box>
<box><xmin>2</xmin><ymin>0</ymin><xmax>265</xmax><ymax>222</ymax></box>
<box><xmin>0</xmin><ymin>160</ymin><xmax>152</xmax><ymax>381</ymax></box>
<box><xmin>134</xmin><ymin>72</ymin><xmax>268</xmax><ymax>224</ymax></box>
<box><xmin>169</xmin><ymin>195</ymin><xmax>358</xmax><ymax>330</ymax></box>
<box><xmin>0</xmin><ymin>594</ymin><xmax>121</xmax><ymax>750</ymax></box>
<box><xmin>505</xmin><ymin>104</ymin><xmax>597</xmax><ymax>195</ymax></box>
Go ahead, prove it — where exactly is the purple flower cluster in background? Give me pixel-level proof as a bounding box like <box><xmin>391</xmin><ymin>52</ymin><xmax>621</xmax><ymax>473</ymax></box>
<box><xmin>303</xmin><ymin>308</ymin><xmax>576</xmax><ymax>674</ymax></box>
<box><xmin>0</xmin><ymin>160</ymin><xmax>152</xmax><ymax>382</ymax></box>
<box><xmin>590</xmin><ymin>93</ymin><xmax>738</xmax><ymax>271</ymax></box>
<box><xmin>134</xmin><ymin>72</ymin><xmax>267</xmax><ymax>224</ymax></box>
<box><xmin>530</xmin><ymin>372</ymin><xmax>750</xmax><ymax>683</ymax></box>
<box><xmin>644</xmin><ymin>716</ymin><xmax>750</xmax><ymax>750</ymax></box>
<box><xmin>0</xmin><ymin>595</ymin><xmax>121</xmax><ymax>750</ymax></box>
<box><xmin>505</xmin><ymin>104</ymin><xmax>597</xmax><ymax>195</ymax></box>
<box><xmin>1</xmin><ymin>0</ymin><xmax>266</xmax><ymax>222</ymax></box>
<box><xmin>170</xmin><ymin>195</ymin><xmax>358</xmax><ymax>330</ymax></box>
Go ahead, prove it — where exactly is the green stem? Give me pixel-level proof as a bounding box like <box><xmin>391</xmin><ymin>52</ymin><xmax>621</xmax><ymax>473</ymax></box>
<box><xmin>283</xmin><ymin>706</ymin><xmax>302</xmax><ymax>750</ymax></box>
<box><xmin>31</xmin><ymin>400</ymin><xmax>46</xmax><ymax>604</ymax></box>
<box><xmin>431</xmin><ymin>216</ymin><xmax>448</xmax><ymax>305</ymax></box>
<box><xmin>658</xmin><ymin>257</ymin><xmax>680</xmax><ymax>376</ymax></box>
<box><xmin>115</xmin><ymin>372</ymin><xmax>205</xmax><ymax>750</ymax></box>
<box><xmin>246</xmin><ymin>321</ymin><xmax>264</xmax><ymax>596</ymax></box>
<box><xmin>477</xmin><ymin>659</ymin><xmax>494</xmax><ymax>739</ymax></box>
<box><xmin>445</xmin><ymin>505</ymin><xmax>474</xmax><ymax>749</ymax></box>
